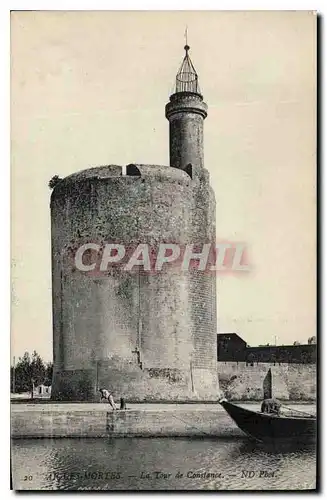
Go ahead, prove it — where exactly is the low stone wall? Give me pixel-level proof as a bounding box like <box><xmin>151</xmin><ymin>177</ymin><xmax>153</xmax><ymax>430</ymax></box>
<box><xmin>11</xmin><ymin>408</ymin><xmax>242</xmax><ymax>439</ymax></box>
<box><xmin>218</xmin><ymin>362</ymin><xmax>316</xmax><ymax>401</ymax></box>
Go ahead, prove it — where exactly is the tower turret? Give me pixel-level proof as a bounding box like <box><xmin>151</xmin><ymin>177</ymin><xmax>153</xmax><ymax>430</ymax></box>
<box><xmin>165</xmin><ymin>45</ymin><xmax>207</xmax><ymax>173</ymax></box>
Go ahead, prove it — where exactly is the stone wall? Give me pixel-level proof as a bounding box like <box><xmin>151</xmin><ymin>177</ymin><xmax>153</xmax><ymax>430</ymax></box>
<box><xmin>169</xmin><ymin>114</ymin><xmax>204</xmax><ymax>171</ymax></box>
<box><xmin>218</xmin><ymin>362</ymin><xmax>316</xmax><ymax>401</ymax></box>
<box><xmin>11</xmin><ymin>407</ymin><xmax>242</xmax><ymax>439</ymax></box>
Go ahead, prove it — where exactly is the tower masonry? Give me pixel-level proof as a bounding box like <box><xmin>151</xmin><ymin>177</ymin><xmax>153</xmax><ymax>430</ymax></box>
<box><xmin>50</xmin><ymin>44</ymin><xmax>218</xmax><ymax>402</ymax></box>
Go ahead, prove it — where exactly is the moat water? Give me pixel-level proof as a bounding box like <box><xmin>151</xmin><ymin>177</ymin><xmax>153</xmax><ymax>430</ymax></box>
<box><xmin>11</xmin><ymin>437</ymin><xmax>316</xmax><ymax>491</ymax></box>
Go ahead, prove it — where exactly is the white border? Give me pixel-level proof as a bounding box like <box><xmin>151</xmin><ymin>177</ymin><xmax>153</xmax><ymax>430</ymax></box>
<box><xmin>4</xmin><ymin>1</ymin><xmax>327</xmax><ymax>10</ymax></box>
<box><xmin>3</xmin><ymin>2</ymin><xmax>324</xmax><ymax>498</ymax></box>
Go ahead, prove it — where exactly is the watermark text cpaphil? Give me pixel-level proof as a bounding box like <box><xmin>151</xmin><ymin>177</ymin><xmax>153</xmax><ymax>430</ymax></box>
<box><xmin>65</xmin><ymin>241</ymin><xmax>251</xmax><ymax>276</ymax></box>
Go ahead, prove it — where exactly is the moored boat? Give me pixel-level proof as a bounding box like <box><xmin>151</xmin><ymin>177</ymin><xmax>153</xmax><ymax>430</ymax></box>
<box><xmin>219</xmin><ymin>399</ymin><xmax>316</xmax><ymax>444</ymax></box>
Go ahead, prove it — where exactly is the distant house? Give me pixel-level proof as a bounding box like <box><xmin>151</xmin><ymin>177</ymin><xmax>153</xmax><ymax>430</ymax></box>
<box><xmin>217</xmin><ymin>333</ymin><xmax>247</xmax><ymax>362</ymax></box>
<box><xmin>33</xmin><ymin>384</ymin><xmax>51</xmax><ymax>397</ymax></box>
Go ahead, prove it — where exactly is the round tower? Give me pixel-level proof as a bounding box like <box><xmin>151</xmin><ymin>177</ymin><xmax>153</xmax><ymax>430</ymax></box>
<box><xmin>50</xmin><ymin>43</ymin><xmax>219</xmax><ymax>402</ymax></box>
<box><xmin>165</xmin><ymin>45</ymin><xmax>207</xmax><ymax>173</ymax></box>
<box><xmin>165</xmin><ymin>45</ymin><xmax>219</xmax><ymax>397</ymax></box>
<box><xmin>51</xmin><ymin>165</ymin><xmax>199</xmax><ymax>401</ymax></box>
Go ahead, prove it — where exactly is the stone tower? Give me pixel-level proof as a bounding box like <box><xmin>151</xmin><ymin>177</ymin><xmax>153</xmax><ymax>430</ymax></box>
<box><xmin>166</xmin><ymin>45</ymin><xmax>218</xmax><ymax>397</ymax></box>
<box><xmin>165</xmin><ymin>44</ymin><xmax>207</xmax><ymax>173</ymax></box>
<box><xmin>50</xmin><ymin>44</ymin><xmax>218</xmax><ymax>402</ymax></box>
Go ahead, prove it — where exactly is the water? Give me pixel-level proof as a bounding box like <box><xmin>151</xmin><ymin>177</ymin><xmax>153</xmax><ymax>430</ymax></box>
<box><xmin>11</xmin><ymin>437</ymin><xmax>316</xmax><ymax>491</ymax></box>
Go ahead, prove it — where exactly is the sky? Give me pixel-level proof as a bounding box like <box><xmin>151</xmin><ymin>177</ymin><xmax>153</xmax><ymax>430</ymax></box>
<box><xmin>11</xmin><ymin>10</ymin><xmax>316</xmax><ymax>361</ymax></box>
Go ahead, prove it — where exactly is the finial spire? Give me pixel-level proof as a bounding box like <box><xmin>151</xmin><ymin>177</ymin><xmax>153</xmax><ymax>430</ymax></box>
<box><xmin>174</xmin><ymin>38</ymin><xmax>201</xmax><ymax>95</ymax></box>
<box><xmin>184</xmin><ymin>26</ymin><xmax>189</xmax><ymax>50</ymax></box>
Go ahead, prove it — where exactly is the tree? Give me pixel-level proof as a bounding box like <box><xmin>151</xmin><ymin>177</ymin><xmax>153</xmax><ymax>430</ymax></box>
<box><xmin>44</xmin><ymin>362</ymin><xmax>53</xmax><ymax>386</ymax></box>
<box><xmin>293</xmin><ymin>341</ymin><xmax>301</xmax><ymax>346</ymax></box>
<box><xmin>30</xmin><ymin>351</ymin><xmax>46</xmax><ymax>387</ymax></box>
<box><xmin>11</xmin><ymin>351</ymin><xmax>48</xmax><ymax>395</ymax></box>
<box><xmin>48</xmin><ymin>175</ymin><xmax>62</xmax><ymax>189</ymax></box>
<box><xmin>308</xmin><ymin>336</ymin><xmax>316</xmax><ymax>345</ymax></box>
<box><xmin>15</xmin><ymin>352</ymin><xmax>33</xmax><ymax>393</ymax></box>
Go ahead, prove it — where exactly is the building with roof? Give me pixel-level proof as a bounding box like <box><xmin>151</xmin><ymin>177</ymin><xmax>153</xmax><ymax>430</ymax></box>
<box><xmin>217</xmin><ymin>333</ymin><xmax>248</xmax><ymax>362</ymax></box>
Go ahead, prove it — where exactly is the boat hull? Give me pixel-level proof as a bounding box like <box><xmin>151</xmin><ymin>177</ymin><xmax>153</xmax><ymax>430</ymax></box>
<box><xmin>220</xmin><ymin>401</ymin><xmax>316</xmax><ymax>444</ymax></box>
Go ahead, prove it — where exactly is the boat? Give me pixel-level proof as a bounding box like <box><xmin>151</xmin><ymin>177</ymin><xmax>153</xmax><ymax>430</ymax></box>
<box><xmin>219</xmin><ymin>398</ymin><xmax>316</xmax><ymax>444</ymax></box>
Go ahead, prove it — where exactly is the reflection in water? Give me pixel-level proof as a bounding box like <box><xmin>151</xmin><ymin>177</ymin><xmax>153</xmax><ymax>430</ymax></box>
<box><xmin>11</xmin><ymin>437</ymin><xmax>316</xmax><ymax>491</ymax></box>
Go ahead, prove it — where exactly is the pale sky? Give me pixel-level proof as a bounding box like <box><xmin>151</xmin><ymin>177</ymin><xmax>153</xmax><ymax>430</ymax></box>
<box><xmin>11</xmin><ymin>10</ymin><xmax>316</xmax><ymax>361</ymax></box>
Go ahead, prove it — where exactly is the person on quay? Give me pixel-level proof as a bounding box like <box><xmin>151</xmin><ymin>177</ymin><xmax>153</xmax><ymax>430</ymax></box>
<box><xmin>99</xmin><ymin>388</ymin><xmax>117</xmax><ymax>410</ymax></box>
